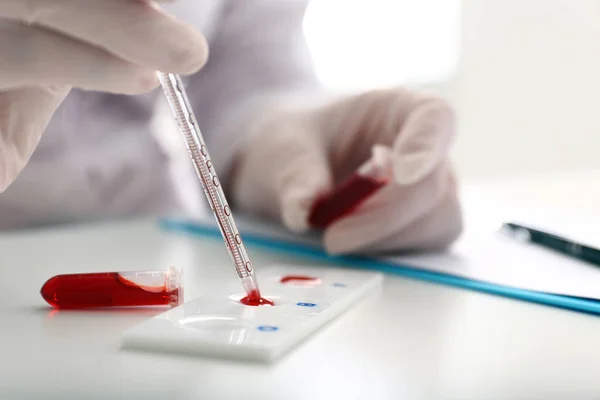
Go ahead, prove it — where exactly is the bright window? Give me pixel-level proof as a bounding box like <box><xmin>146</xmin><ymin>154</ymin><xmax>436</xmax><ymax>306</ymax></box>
<box><xmin>302</xmin><ymin>0</ymin><xmax>462</xmax><ymax>92</ymax></box>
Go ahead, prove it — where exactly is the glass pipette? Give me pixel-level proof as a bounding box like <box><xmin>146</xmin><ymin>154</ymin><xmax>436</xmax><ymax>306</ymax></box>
<box><xmin>156</xmin><ymin>72</ymin><xmax>264</xmax><ymax>304</ymax></box>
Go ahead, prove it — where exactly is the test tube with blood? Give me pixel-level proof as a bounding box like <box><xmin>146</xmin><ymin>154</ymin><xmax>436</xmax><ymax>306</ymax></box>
<box><xmin>308</xmin><ymin>148</ymin><xmax>393</xmax><ymax>229</ymax></box>
<box><xmin>40</xmin><ymin>266</ymin><xmax>183</xmax><ymax>309</ymax></box>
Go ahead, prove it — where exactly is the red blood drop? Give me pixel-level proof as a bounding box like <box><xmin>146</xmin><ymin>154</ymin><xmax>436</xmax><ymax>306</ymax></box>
<box><xmin>240</xmin><ymin>289</ymin><xmax>274</xmax><ymax>306</ymax></box>
<box><xmin>308</xmin><ymin>173</ymin><xmax>387</xmax><ymax>229</ymax></box>
<box><xmin>280</xmin><ymin>275</ymin><xmax>321</xmax><ymax>286</ymax></box>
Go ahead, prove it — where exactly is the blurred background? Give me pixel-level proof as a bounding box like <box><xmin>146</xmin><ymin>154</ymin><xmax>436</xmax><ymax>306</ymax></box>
<box><xmin>302</xmin><ymin>0</ymin><xmax>600</xmax><ymax>183</ymax></box>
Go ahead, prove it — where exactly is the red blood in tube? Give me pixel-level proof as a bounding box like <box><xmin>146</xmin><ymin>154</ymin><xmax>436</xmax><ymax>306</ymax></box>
<box><xmin>240</xmin><ymin>289</ymin><xmax>274</xmax><ymax>306</ymax></box>
<box><xmin>40</xmin><ymin>272</ymin><xmax>180</xmax><ymax>309</ymax></box>
<box><xmin>308</xmin><ymin>173</ymin><xmax>387</xmax><ymax>229</ymax></box>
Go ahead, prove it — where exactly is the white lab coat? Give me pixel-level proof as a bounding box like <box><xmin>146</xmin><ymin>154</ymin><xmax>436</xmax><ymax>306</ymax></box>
<box><xmin>0</xmin><ymin>0</ymin><xmax>320</xmax><ymax>229</ymax></box>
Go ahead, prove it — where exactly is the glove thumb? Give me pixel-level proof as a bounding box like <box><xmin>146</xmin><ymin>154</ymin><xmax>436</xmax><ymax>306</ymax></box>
<box><xmin>277</xmin><ymin>132</ymin><xmax>333</xmax><ymax>233</ymax></box>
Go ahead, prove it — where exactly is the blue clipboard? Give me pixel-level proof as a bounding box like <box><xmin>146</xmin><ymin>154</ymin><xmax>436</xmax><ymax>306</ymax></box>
<box><xmin>158</xmin><ymin>217</ymin><xmax>600</xmax><ymax>316</ymax></box>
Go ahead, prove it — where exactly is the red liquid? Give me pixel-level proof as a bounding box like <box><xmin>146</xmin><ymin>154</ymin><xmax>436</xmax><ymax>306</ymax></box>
<box><xmin>280</xmin><ymin>275</ymin><xmax>321</xmax><ymax>286</ymax></box>
<box><xmin>240</xmin><ymin>289</ymin><xmax>274</xmax><ymax>306</ymax></box>
<box><xmin>40</xmin><ymin>272</ymin><xmax>179</xmax><ymax>309</ymax></box>
<box><xmin>308</xmin><ymin>173</ymin><xmax>387</xmax><ymax>229</ymax></box>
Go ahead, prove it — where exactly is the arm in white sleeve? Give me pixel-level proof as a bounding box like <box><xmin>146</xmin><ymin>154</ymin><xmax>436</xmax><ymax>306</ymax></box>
<box><xmin>183</xmin><ymin>0</ymin><xmax>324</xmax><ymax>186</ymax></box>
<box><xmin>167</xmin><ymin>1</ymin><xmax>463</xmax><ymax>254</ymax></box>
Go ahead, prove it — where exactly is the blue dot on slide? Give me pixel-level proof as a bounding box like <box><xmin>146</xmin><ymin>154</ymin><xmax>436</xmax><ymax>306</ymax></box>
<box><xmin>257</xmin><ymin>325</ymin><xmax>278</xmax><ymax>332</ymax></box>
<box><xmin>297</xmin><ymin>302</ymin><xmax>317</xmax><ymax>307</ymax></box>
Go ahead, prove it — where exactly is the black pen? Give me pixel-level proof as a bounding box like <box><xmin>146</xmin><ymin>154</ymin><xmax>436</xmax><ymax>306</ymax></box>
<box><xmin>500</xmin><ymin>222</ymin><xmax>600</xmax><ymax>266</ymax></box>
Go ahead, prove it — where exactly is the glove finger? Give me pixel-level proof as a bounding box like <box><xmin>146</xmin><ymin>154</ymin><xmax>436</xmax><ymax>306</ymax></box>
<box><xmin>0</xmin><ymin>24</ymin><xmax>158</xmax><ymax>94</ymax></box>
<box><xmin>336</xmin><ymin>170</ymin><xmax>462</xmax><ymax>254</ymax></box>
<box><xmin>372</xmin><ymin>178</ymin><xmax>462</xmax><ymax>252</ymax></box>
<box><xmin>391</xmin><ymin>95</ymin><xmax>456</xmax><ymax>186</ymax></box>
<box><xmin>323</xmin><ymin>163</ymin><xmax>452</xmax><ymax>254</ymax></box>
<box><xmin>318</xmin><ymin>88</ymin><xmax>415</xmax><ymax>180</ymax></box>
<box><xmin>232</xmin><ymin>124</ymin><xmax>333</xmax><ymax>233</ymax></box>
<box><xmin>0</xmin><ymin>85</ymin><xmax>70</xmax><ymax>192</ymax></box>
<box><xmin>277</xmin><ymin>139</ymin><xmax>333</xmax><ymax>233</ymax></box>
<box><xmin>1</xmin><ymin>0</ymin><xmax>208</xmax><ymax>74</ymax></box>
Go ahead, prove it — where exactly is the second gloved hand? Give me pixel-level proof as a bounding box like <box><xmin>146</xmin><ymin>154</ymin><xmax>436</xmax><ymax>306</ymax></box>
<box><xmin>229</xmin><ymin>88</ymin><xmax>463</xmax><ymax>255</ymax></box>
<box><xmin>0</xmin><ymin>0</ymin><xmax>208</xmax><ymax>192</ymax></box>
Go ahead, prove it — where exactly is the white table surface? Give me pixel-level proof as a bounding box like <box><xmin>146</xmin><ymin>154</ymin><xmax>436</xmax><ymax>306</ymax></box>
<box><xmin>1</xmin><ymin>171</ymin><xmax>600</xmax><ymax>400</ymax></box>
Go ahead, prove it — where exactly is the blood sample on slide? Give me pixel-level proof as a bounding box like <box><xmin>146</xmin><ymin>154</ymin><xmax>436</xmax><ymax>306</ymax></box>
<box><xmin>40</xmin><ymin>266</ymin><xmax>183</xmax><ymax>309</ymax></box>
<box><xmin>239</xmin><ymin>289</ymin><xmax>275</xmax><ymax>306</ymax></box>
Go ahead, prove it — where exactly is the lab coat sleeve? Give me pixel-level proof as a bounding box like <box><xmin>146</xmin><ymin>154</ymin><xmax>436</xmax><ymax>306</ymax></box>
<box><xmin>183</xmin><ymin>0</ymin><xmax>324</xmax><ymax>187</ymax></box>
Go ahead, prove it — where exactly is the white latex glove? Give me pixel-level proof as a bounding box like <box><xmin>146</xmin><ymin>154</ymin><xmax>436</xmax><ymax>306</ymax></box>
<box><xmin>230</xmin><ymin>88</ymin><xmax>463</xmax><ymax>255</ymax></box>
<box><xmin>0</xmin><ymin>0</ymin><xmax>208</xmax><ymax>192</ymax></box>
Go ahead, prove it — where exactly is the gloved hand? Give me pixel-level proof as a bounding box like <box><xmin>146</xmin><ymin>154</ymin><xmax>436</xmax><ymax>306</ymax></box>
<box><xmin>0</xmin><ymin>0</ymin><xmax>208</xmax><ymax>192</ymax></box>
<box><xmin>229</xmin><ymin>88</ymin><xmax>463</xmax><ymax>255</ymax></box>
